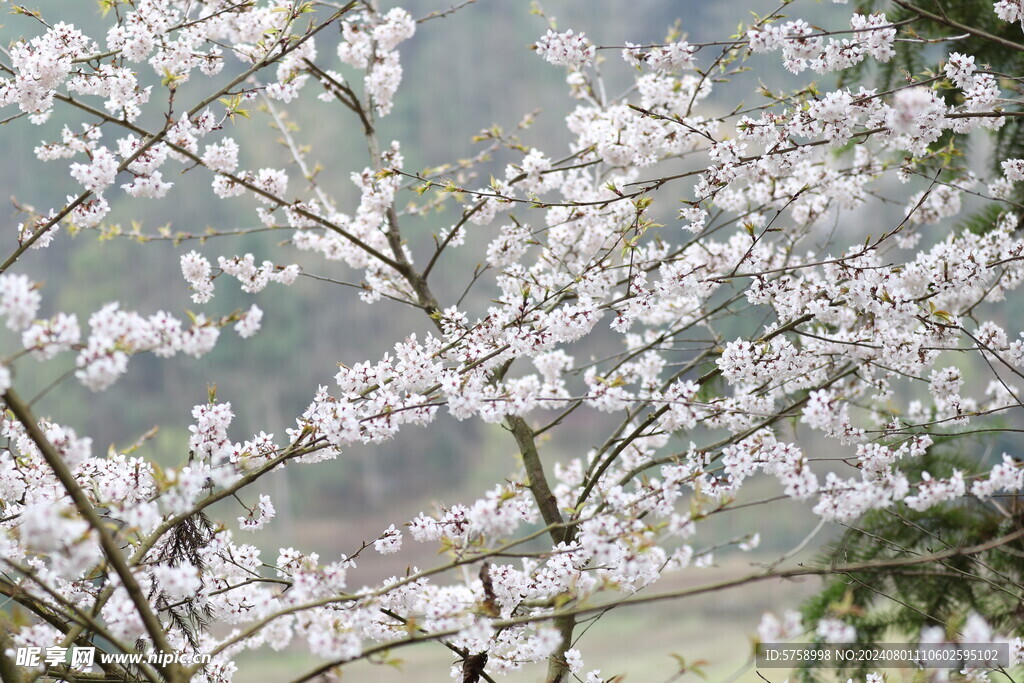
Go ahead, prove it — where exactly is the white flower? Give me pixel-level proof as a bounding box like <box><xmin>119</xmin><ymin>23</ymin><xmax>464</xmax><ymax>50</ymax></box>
<box><xmin>564</xmin><ymin>648</ymin><xmax>584</xmax><ymax>674</ymax></box>
<box><xmin>994</xmin><ymin>0</ymin><xmax>1024</xmax><ymax>25</ymax></box>
<box><xmin>887</xmin><ymin>86</ymin><xmax>942</xmax><ymax>135</ymax></box>
<box><xmin>239</xmin><ymin>494</ymin><xmax>276</xmax><ymax>531</ymax></box>
<box><xmin>181</xmin><ymin>251</ymin><xmax>214</xmax><ymax>303</ymax></box>
<box><xmin>373</xmin><ymin>8</ymin><xmax>415</xmax><ymax>51</ymax></box>
<box><xmin>20</xmin><ymin>504</ymin><xmax>88</xmax><ymax>553</ymax></box>
<box><xmin>945</xmin><ymin>52</ymin><xmax>977</xmax><ymax>89</ymax></box>
<box><xmin>534</xmin><ymin>29</ymin><xmax>595</xmax><ymax>69</ymax></box>
<box><xmin>234</xmin><ymin>304</ymin><xmax>263</xmax><ymax>339</ymax></box>
<box><xmin>152</xmin><ymin>563</ymin><xmax>201</xmax><ymax>600</ymax></box>
<box><xmin>758</xmin><ymin>610</ymin><xmax>804</xmax><ymax>642</ymax></box>
<box><xmin>70</xmin><ymin>146</ymin><xmax>118</xmax><ymax>193</ymax></box>
<box><xmin>646</xmin><ymin>42</ymin><xmax>696</xmax><ymax>72</ymax></box>
<box><xmin>816</xmin><ymin>617</ymin><xmax>856</xmax><ymax>644</ymax></box>
<box><xmin>0</xmin><ymin>274</ymin><xmax>42</xmax><ymax>331</ymax></box>
<box><xmin>22</xmin><ymin>313</ymin><xmax>80</xmax><ymax>360</ymax></box>
<box><xmin>374</xmin><ymin>524</ymin><xmax>402</xmax><ymax>555</ymax></box>
<box><xmin>1003</xmin><ymin>158</ymin><xmax>1024</xmax><ymax>182</ymax></box>
<box><xmin>202</xmin><ymin>138</ymin><xmax>239</xmax><ymax>173</ymax></box>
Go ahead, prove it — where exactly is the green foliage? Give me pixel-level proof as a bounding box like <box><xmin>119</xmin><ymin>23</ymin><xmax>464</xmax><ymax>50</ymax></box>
<box><xmin>845</xmin><ymin>1</ymin><xmax>1024</xmax><ymax>191</ymax></box>
<box><xmin>799</xmin><ymin>447</ymin><xmax>1024</xmax><ymax>680</ymax></box>
<box><xmin>954</xmin><ymin>202</ymin><xmax>1010</xmax><ymax>235</ymax></box>
<box><xmin>799</xmin><ymin>9</ymin><xmax>1024</xmax><ymax>666</ymax></box>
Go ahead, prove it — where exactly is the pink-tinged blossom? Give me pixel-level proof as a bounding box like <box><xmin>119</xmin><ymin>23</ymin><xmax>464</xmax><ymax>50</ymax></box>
<box><xmin>887</xmin><ymin>86</ymin><xmax>944</xmax><ymax>136</ymax></box>
<box><xmin>758</xmin><ymin>610</ymin><xmax>804</xmax><ymax>642</ymax></box>
<box><xmin>19</xmin><ymin>503</ymin><xmax>87</xmax><ymax>553</ymax></box>
<box><xmin>121</xmin><ymin>170</ymin><xmax>173</xmax><ymax>198</ymax></box>
<box><xmin>816</xmin><ymin>617</ymin><xmax>856</xmax><ymax>644</ymax></box>
<box><xmin>218</xmin><ymin>254</ymin><xmax>293</xmax><ymax>293</ymax></box>
<box><xmin>747</xmin><ymin>24</ymin><xmax>786</xmax><ymax>53</ymax></box>
<box><xmin>1011</xmin><ymin>637</ymin><xmax>1024</xmax><ymax>665</ymax></box>
<box><xmin>234</xmin><ymin>304</ymin><xmax>263</xmax><ymax>339</ymax></box>
<box><xmin>189</xmin><ymin>401</ymin><xmax>234</xmax><ymax>465</ymax></box>
<box><xmin>202</xmin><ymin>138</ymin><xmax>240</xmax><ymax>173</ymax></box>
<box><xmin>994</xmin><ymin>0</ymin><xmax>1024</xmax><ymax>24</ymax></box>
<box><xmin>252</xmin><ymin>168</ymin><xmax>288</xmax><ymax>203</ymax></box>
<box><xmin>0</xmin><ymin>274</ymin><xmax>41</xmax><ymax>331</ymax></box>
<box><xmin>534</xmin><ymin>29</ymin><xmax>596</xmax><ymax>69</ymax></box>
<box><xmin>646</xmin><ymin>42</ymin><xmax>696</xmax><ymax>72</ymax></box>
<box><xmin>152</xmin><ymin>563</ymin><xmax>201</xmax><ymax>599</ymax></box>
<box><xmin>5</xmin><ymin>22</ymin><xmax>94</xmax><ymax>115</ymax></box>
<box><xmin>904</xmin><ymin>470</ymin><xmax>966</xmax><ymax>511</ymax></box>
<box><xmin>1003</xmin><ymin>158</ymin><xmax>1024</xmax><ymax>182</ymax></box>
<box><xmin>69</xmin><ymin>194</ymin><xmax>110</xmax><ymax>229</ymax></box>
<box><xmin>850</xmin><ymin>13</ymin><xmax>896</xmax><ymax>63</ymax></box>
<box><xmin>971</xmin><ymin>455</ymin><xmax>1024</xmax><ymax>498</ymax></box>
<box><xmin>22</xmin><ymin>313</ymin><xmax>80</xmax><ymax>360</ymax></box>
<box><xmin>945</xmin><ymin>52</ymin><xmax>978</xmax><ymax>89</ymax></box>
<box><xmin>239</xmin><ymin>494</ymin><xmax>276</xmax><ymax>531</ymax></box>
<box><xmin>906</xmin><ymin>185</ymin><xmax>962</xmax><ymax>224</ymax></box>
<box><xmin>374</xmin><ymin>524</ymin><xmax>402</xmax><ymax>555</ymax></box>
<box><xmin>181</xmin><ymin>251</ymin><xmax>214</xmax><ymax>304</ymax></box>
<box><xmin>373</xmin><ymin>8</ymin><xmax>416</xmax><ymax>51</ymax></box>
<box><xmin>69</xmin><ymin>146</ymin><xmax>118</xmax><ymax>193</ymax></box>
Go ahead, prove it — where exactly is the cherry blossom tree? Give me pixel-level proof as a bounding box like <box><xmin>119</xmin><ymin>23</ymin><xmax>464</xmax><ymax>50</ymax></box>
<box><xmin>1</xmin><ymin>1</ymin><xmax>1024</xmax><ymax>682</ymax></box>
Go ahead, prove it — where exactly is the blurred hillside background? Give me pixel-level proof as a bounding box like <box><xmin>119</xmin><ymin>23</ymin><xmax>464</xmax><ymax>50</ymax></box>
<box><xmin>1</xmin><ymin>1</ymin><xmax>1020</xmax><ymax>680</ymax></box>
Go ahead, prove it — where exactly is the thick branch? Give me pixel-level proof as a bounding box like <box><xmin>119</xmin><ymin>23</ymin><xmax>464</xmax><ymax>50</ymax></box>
<box><xmin>506</xmin><ymin>416</ymin><xmax>566</xmax><ymax>544</ymax></box>
<box><xmin>291</xmin><ymin>524</ymin><xmax>1024</xmax><ymax>681</ymax></box>
<box><xmin>3</xmin><ymin>389</ymin><xmax>184</xmax><ymax>683</ymax></box>
<box><xmin>505</xmin><ymin>415</ymin><xmax>575</xmax><ymax>682</ymax></box>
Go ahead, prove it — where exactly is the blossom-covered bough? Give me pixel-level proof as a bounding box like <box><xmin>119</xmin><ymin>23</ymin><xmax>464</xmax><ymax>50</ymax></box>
<box><xmin>2</xmin><ymin>0</ymin><xmax>1024</xmax><ymax>681</ymax></box>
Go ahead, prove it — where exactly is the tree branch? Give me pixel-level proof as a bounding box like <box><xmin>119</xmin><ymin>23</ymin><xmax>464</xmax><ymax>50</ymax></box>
<box><xmin>3</xmin><ymin>389</ymin><xmax>184</xmax><ymax>682</ymax></box>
